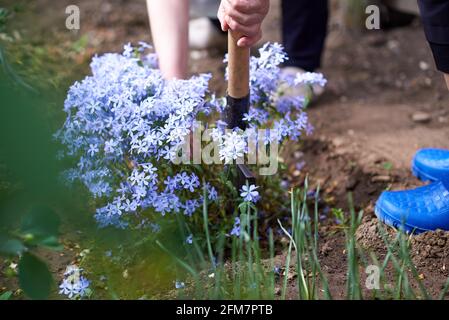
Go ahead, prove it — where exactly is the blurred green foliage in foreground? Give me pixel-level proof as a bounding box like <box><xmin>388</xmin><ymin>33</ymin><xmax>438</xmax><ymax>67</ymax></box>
<box><xmin>0</xmin><ymin>51</ymin><xmax>84</xmax><ymax>299</ymax></box>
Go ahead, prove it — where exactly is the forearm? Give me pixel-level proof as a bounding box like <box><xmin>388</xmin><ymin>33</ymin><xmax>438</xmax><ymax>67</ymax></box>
<box><xmin>445</xmin><ymin>74</ymin><xmax>449</xmax><ymax>90</ymax></box>
<box><xmin>147</xmin><ymin>0</ymin><xmax>189</xmax><ymax>79</ymax></box>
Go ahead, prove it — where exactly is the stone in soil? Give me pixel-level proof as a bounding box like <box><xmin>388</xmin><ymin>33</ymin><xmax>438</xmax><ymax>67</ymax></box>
<box><xmin>412</xmin><ymin>112</ymin><xmax>432</xmax><ymax>123</ymax></box>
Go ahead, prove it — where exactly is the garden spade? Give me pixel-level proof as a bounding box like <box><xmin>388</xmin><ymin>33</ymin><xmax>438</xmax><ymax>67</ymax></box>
<box><xmin>225</xmin><ymin>30</ymin><xmax>256</xmax><ymax>189</ymax></box>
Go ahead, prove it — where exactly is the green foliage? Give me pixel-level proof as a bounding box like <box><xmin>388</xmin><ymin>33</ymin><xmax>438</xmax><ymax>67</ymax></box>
<box><xmin>345</xmin><ymin>194</ymin><xmax>363</xmax><ymax>299</ymax></box>
<box><xmin>382</xmin><ymin>162</ymin><xmax>394</xmax><ymax>171</ymax></box>
<box><xmin>0</xmin><ymin>206</ymin><xmax>61</xmax><ymax>299</ymax></box>
<box><xmin>21</xmin><ymin>206</ymin><xmax>60</xmax><ymax>236</ymax></box>
<box><xmin>332</xmin><ymin>208</ymin><xmax>347</xmax><ymax>226</ymax></box>
<box><xmin>0</xmin><ymin>72</ymin><xmax>65</xmax><ymax>298</ymax></box>
<box><xmin>0</xmin><ymin>291</ymin><xmax>13</xmax><ymax>300</ymax></box>
<box><xmin>0</xmin><ymin>8</ymin><xmax>10</xmax><ymax>33</ymax></box>
<box><xmin>0</xmin><ymin>4</ymin><xmax>88</xmax><ymax>96</ymax></box>
<box><xmin>0</xmin><ymin>239</ymin><xmax>25</xmax><ymax>257</ymax></box>
<box><xmin>0</xmin><ymin>5</ymin><xmax>93</xmax><ymax>300</ymax></box>
<box><xmin>18</xmin><ymin>253</ymin><xmax>53</xmax><ymax>300</ymax></box>
<box><xmin>71</xmin><ymin>34</ymin><xmax>89</xmax><ymax>54</ymax></box>
<box><xmin>278</xmin><ymin>183</ymin><xmax>331</xmax><ymax>300</ymax></box>
<box><xmin>0</xmin><ymin>45</ymin><xmax>36</xmax><ymax>93</ymax></box>
<box><xmin>21</xmin><ymin>206</ymin><xmax>62</xmax><ymax>250</ymax></box>
<box><xmin>0</xmin><ymin>66</ymin><xmax>67</xmax><ymax>297</ymax></box>
<box><xmin>154</xmin><ymin>182</ymin><xmax>449</xmax><ymax>300</ymax></box>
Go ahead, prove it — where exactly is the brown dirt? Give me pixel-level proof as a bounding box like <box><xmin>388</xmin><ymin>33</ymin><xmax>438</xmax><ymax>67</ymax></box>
<box><xmin>2</xmin><ymin>0</ymin><xmax>449</xmax><ymax>299</ymax></box>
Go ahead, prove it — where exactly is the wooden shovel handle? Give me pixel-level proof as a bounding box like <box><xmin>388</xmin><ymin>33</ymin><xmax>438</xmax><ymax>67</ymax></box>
<box><xmin>227</xmin><ymin>31</ymin><xmax>250</xmax><ymax>99</ymax></box>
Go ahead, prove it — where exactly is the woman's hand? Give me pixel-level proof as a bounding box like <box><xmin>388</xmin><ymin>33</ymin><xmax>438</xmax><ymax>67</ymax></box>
<box><xmin>217</xmin><ymin>0</ymin><xmax>270</xmax><ymax>47</ymax></box>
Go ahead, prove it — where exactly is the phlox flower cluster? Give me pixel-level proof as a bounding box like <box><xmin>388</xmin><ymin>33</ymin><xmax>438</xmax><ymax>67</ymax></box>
<box><xmin>57</xmin><ymin>42</ymin><xmax>326</xmax><ymax>229</ymax></box>
<box><xmin>59</xmin><ymin>265</ymin><xmax>90</xmax><ymax>299</ymax></box>
<box><xmin>215</xmin><ymin>43</ymin><xmax>326</xmax><ymax>162</ymax></box>
<box><xmin>56</xmin><ymin>43</ymin><xmax>218</xmax><ymax>228</ymax></box>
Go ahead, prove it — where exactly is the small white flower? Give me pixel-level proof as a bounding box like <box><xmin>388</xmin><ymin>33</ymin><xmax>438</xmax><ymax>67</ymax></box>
<box><xmin>219</xmin><ymin>131</ymin><xmax>246</xmax><ymax>164</ymax></box>
<box><xmin>294</xmin><ymin>72</ymin><xmax>327</xmax><ymax>87</ymax></box>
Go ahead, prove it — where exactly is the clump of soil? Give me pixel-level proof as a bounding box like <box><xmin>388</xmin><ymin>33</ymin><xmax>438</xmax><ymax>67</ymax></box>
<box><xmin>355</xmin><ymin>216</ymin><xmax>389</xmax><ymax>252</ymax></box>
<box><xmin>356</xmin><ymin>217</ymin><xmax>449</xmax><ymax>274</ymax></box>
<box><xmin>411</xmin><ymin>230</ymin><xmax>449</xmax><ymax>267</ymax></box>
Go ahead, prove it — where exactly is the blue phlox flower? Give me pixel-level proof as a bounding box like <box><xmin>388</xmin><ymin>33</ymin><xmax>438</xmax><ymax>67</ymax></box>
<box><xmin>182</xmin><ymin>173</ymin><xmax>200</xmax><ymax>192</ymax></box>
<box><xmin>240</xmin><ymin>184</ymin><xmax>260</xmax><ymax>203</ymax></box>
<box><xmin>164</xmin><ymin>175</ymin><xmax>180</xmax><ymax>193</ymax></box>
<box><xmin>205</xmin><ymin>183</ymin><xmax>218</xmax><ymax>201</ymax></box>
<box><xmin>59</xmin><ymin>265</ymin><xmax>90</xmax><ymax>299</ymax></box>
<box><xmin>58</xmin><ymin>41</ymin><xmax>324</xmax><ymax>229</ymax></box>
<box><xmin>87</xmin><ymin>144</ymin><xmax>99</xmax><ymax>157</ymax></box>
<box><xmin>183</xmin><ymin>199</ymin><xmax>200</xmax><ymax>216</ymax></box>
<box><xmin>175</xmin><ymin>281</ymin><xmax>185</xmax><ymax>289</ymax></box>
<box><xmin>294</xmin><ymin>72</ymin><xmax>327</xmax><ymax>87</ymax></box>
<box><xmin>230</xmin><ymin>217</ymin><xmax>241</xmax><ymax>237</ymax></box>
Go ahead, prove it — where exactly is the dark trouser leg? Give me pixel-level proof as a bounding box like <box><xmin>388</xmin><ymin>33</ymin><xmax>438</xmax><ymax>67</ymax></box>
<box><xmin>282</xmin><ymin>0</ymin><xmax>329</xmax><ymax>72</ymax></box>
<box><xmin>417</xmin><ymin>0</ymin><xmax>449</xmax><ymax>74</ymax></box>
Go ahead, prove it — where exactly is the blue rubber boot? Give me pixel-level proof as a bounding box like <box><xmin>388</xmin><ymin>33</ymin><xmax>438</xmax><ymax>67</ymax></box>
<box><xmin>375</xmin><ymin>148</ymin><xmax>449</xmax><ymax>233</ymax></box>
<box><xmin>412</xmin><ymin>148</ymin><xmax>449</xmax><ymax>184</ymax></box>
<box><xmin>375</xmin><ymin>181</ymin><xmax>449</xmax><ymax>234</ymax></box>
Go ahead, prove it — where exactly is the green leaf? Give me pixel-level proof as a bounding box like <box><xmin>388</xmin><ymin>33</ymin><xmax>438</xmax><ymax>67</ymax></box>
<box><xmin>38</xmin><ymin>236</ymin><xmax>63</xmax><ymax>251</ymax></box>
<box><xmin>18</xmin><ymin>253</ymin><xmax>53</xmax><ymax>300</ymax></box>
<box><xmin>0</xmin><ymin>291</ymin><xmax>13</xmax><ymax>300</ymax></box>
<box><xmin>382</xmin><ymin>161</ymin><xmax>393</xmax><ymax>171</ymax></box>
<box><xmin>193</xmin><ymin>165</ymin><xmax>204</xmax><ymax>175</ymax></box>
<box><xmin>239</xmin><ymin>202</ymin><xmax>248</xmax><ymax>214</ymax></box>
<box><xmin>0</xmin><ymin>238</ymin><xmax>26</xmax><ymax>257</ymax></box>
<box><xmin>71</xmin><ymin>34</ymin><xmax>89</xmax><ymax>53</ymax></box>
<box><xmin>20</xmin><ymin>206</ymin><xmax>60</xmax><ymax>240</ymax></box>
<box><xmin>226</xmin><ymin>180</ymin><xmax>237</xmax><ymax>196</ymax></box>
